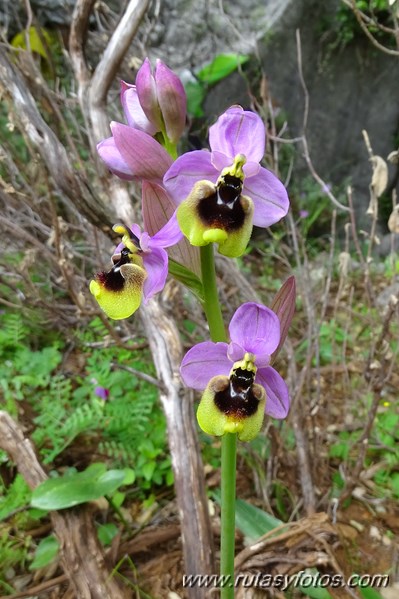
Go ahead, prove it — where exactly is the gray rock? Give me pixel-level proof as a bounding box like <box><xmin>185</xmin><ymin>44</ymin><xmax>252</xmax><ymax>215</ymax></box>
<box><xmin>149</xmin><ymin>0</ymin><xmax>399</xmax><ymax>229</ymax></box>
<box><xmin>257</xmin><ymin>0</ymin><xmax>399</xmax><ymax>228</ymax></box>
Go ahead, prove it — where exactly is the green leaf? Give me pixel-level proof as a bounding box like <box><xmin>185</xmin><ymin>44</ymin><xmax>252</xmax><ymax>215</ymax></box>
<box><xmin>97</xmin><ymin>523</ymin><xmax>119</xmax><ymax>546</ymax></box>
<box><xmin>358</xmin><ymin>587</ymin><xmax>385</xmax><ymax>599</ymax></box>
<box><xmin>185</xmin><ymin>80</ymin><xmax>206</xmax><ymax>117</ymax></box>
<box><xmin>168</xmin><ymin>259</ymin><xmax>204</xmax><ymax>301</ymax></box>
<box><xmin>197</xmin><ymin>53</ymin><xmax>249</xmax><ymax>85</ymax></box>
<box><xmin>11</xmin><ymin>27</ymin><xmax>52</xmax><ymax>61</ymax></box>
<box><xmin>234</xmin><ymin>499</ymin><xmax>283</xmax><ymax>544</ymax></box>
<box><xmin>29</xmin><ymin>535</ymin><xmax>59</xmax><ymax>570</ymax></box>
<box><xmin>0</xmin><ymin>474</ymin><xmax>32</xmax><ymax>521</ymax></box>
<box><xmin>111</xmin><ymin>491</ymin><xmax>125</xmax><ymax>509</ymax></box>
<box><xmin>31</xmin><ymin>464</ymin><xmax>128</xmax><ymax>510</ymax></box>
<box><xmin>122</xmin><ymin>468</ymin><xmax>136</xmax><ymax>485</ymax></box>
<box><xmin>141</xmin><ymin>461</ymin><xmax>156</xmax><ymax>482</ymax></box>
<box><xmin>390</xmin><ymin>472</ymin><xmax>399</xmax><ymax>497</ymax></box>
<box><xmin>299</xmin><ymin>584</ymin><xmax>333</xmax><ymax>599</ymax></box>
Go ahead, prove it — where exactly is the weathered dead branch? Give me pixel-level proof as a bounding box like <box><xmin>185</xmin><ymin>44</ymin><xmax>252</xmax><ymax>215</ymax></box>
<box><xmin>69</xmin><ymin>0</ymin><xmax>216</xmax><ymax>591</ymax></box>
<box><xmin>0</xmin><ymin>50</ymin><xmax>113</xmax><ymax>232</ymax></box>
<box><xmin>0</xmin><ymin>411</ymin><xmax>129</xmax><ymax>599</ymax></box>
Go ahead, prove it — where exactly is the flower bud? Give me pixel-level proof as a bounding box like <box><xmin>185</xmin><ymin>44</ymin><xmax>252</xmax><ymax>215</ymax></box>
<box><xmin>155</xmin><ymin>59</ymin><xmax>186</xmax><ymax>143</ymax></box>
<box><xmin>136</xmin><ymin>58</ymin><xmax>187</xmax><ymax>144</ymax></box>
<box><xmin>136</xmin><ymin>58</ymin><xmax>163</xmax><ymax>133</ymax></box>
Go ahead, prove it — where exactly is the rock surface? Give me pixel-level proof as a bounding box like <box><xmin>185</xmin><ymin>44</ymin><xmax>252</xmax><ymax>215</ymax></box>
<box><xmin>151</xmin><ymin>0</ymin><xmax>399</xmax><ymax>229</ymax></box>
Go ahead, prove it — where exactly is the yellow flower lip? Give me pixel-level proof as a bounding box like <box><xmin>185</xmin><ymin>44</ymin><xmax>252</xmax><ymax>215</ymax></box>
<box><xmin>196</xmin><ymin>352</ymin><xmax>264</xmax><ymax>441</ymax></box>
<box><xmin>176</xmin><ymin>158</ymin><xmax>254</xmax><ymax>258</ymax></box>
<box><xmin>196</xmin><ymin>372</ymin><xmax>266</xmax><ymax>442</ymax></box>
<box><xmin>90</xmin><ymin>246</ymin><xmax>146</xmax><ymax>320</ymax></box>
<box><xmin>203</xmin><ymin>228</ymin><xmax>228</xmax><ymax>244</ymax></box>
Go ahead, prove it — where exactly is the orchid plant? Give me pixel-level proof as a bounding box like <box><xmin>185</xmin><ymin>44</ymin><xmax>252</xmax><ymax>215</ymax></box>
<box><xmin>90</xmin><ymin>57</ymin><xmax>295</xmax><ymax>598</ymax></box>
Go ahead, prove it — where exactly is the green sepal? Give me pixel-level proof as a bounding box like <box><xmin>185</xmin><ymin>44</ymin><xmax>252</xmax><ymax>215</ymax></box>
<box><xmin>168</xmin><ymin>259</ymin><xmax>204</xmax><ymax>301</ymax></box>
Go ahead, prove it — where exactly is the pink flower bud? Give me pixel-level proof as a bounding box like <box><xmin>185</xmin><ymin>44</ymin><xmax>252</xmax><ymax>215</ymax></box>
<box><xmin>135</xmin><ymin>58</ymin><xmax>163</xmax><ymax>132</ymax></box>
<box><xmin>270</xmin><ymin>276</ymin><xmax>296</xmax><ymax>363</ymax></box>
<box><xmin>155</xmin><ymin>59</ymin><xmax>186</xmax><ymax>143</ymax></box>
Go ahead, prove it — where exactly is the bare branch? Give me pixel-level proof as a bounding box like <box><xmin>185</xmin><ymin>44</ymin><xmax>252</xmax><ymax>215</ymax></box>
<box><xmin>0</xmin><ymin>49</ymin><xmax>113</xmax><ymax>231</ymax></box>
<box><xmin>90</xmin><ymin>0</ymin><xmax>151</xmax><ymax>118</ymax></box>
<box><xmin>69</xmin><ymin>1</ymin><xmax>216</xmax><ymax>588</ymax></box>
<box><xmin>342</xmin><ymin>0</ymin><xmax>399</xmax><ymax>56</ymax></box>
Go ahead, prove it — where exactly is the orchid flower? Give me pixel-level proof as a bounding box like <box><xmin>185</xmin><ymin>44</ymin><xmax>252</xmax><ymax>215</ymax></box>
<box><xmin>94</xmin><ymin>386</ymin><xmax>110</xmax><ymax>401</ymax></box>
<box><xmin>181</xmin><ymin>299</ymin><xmax>293</xmax><ymax>441</ymax></box>
<box><xmin>163</xmin><ymin>106</ymin><xmax>289</xmax><ymax>257</ymax></box>
<box><xmin>90</xmin><ymin>215</ymin><xmax>182</xmax><ymax>320</ymax></box>
<box><xmin>97</xmin><ymin>58</ymin><xmax>186</xmax><ymax>181</ymax></box>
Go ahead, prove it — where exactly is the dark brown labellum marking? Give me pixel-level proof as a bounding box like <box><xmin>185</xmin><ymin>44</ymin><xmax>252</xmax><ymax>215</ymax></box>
<box><xmin>197</xmin><ymin>175</ymin><xmax>245</xmax><ymax>232</ymax></box>
<box><xmin>214</xmin><ymin>367</ymin><xmax>259</xmax><ymax>419</ymax></box>
<box><xmin>97</xmin><ymin>248</ymin><xmax>132</xmax><ymax>292</ymax></box>
<box><xmin>126</xmin><ymin>227</ymin><xmax>141</xmax><ymax>249</ymax></box>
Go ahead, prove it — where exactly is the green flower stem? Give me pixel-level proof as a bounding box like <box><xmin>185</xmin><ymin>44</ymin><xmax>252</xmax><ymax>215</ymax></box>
<box><xmin>200</xmin><ymin>244</ymin><xmax>226</xmax><ymax>343</ymax></box>
<box><xmin>200</xmin><ymin>244</ymin><xmax>237</xmax><ymax>598</ymax></box>
<box><xmin>162</xmin><ymin>133</ymin><xmax>178</xmax><ymax>160</ymax></box>
<box><xmin>220</xmin><ymin>433</ymin><xmax>237</xmax><ymax>598</ymax></box>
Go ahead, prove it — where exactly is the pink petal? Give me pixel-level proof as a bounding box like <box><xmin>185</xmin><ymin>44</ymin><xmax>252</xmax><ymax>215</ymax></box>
<box><xmin>135</xmin><ymin>58</ymin><xmax>163</xmax><ymax>131</ymax></box>
<box><xmin>142</xmin><ymin>181</ymin><xmax>201</xmax><ymax>276</ymax></box>
<box><xmin>270</xmin><ymin>276</ymin><xmax>296</xmax><ymax>363</ymax></box>
<box><xmin>209</xmin><ymin>106</ymin><xmax>265</xmax><ymax>164</ymax></box>
<box><xmin>150</xmin><ymin>211</ymin><xmax>183</xmax><ymax>248</ymax></box>
<box><xmin>142</xmin><ymin>247</ymin><xmax>168</xmax><ymax>301</ymax></box>
<box><xmin>227</xmin><ymin>341</ymin><xmax>245</xmax><ymax>363</ymax></box>
<box><xmin>210</xmin><ymin>150</ymin><xmax>232</xmax><ymax>172</ymax></box>
<box><xmin>155</xmin><ymin>60</ymin><xmax>187</xmax><ymax>143</ymax></box>
<box><xmin>180</xmin><ymin>342</ymin><xmax>231</xmax><ymax>390</ymax></box>
<box><xmin>229</xmin><ymin>303</ymin><xmax>280</xmax><ymax>358</ymax></box>
<box><xmin>163</xmin><ymin>150</ymin><xmax>217</xmax><ymax>205</ymax></box>
<box><xmin>111</xmin><ymin>122</ymin><xmax>172</xmax><ymax>181</ymax></box>
<box><xmin>120</xmin><ymin>81</ymin><xmax>158</xmax><ymax>135</ymax></box>
<box><xmin>97</xmin><ymin>136</ymin><xmax>135</xmax><ymax>180</ymax></box>
<box><xmin>243</xmin><ymin>167</ymin><xmax>289</xmax><ymax>227</ymax></box>
<box><xmin>256</xmin><ymin>366</ymin><xmax>290</xmax><ymax>419</ymax></box>
<box><xmin>142</xmin><ymin>181</ymin><xmax>175</xmax><ymax>235</ymax></box>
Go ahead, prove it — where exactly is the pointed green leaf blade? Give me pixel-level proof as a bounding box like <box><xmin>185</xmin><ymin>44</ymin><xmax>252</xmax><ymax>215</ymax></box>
<box><xmin>31</xmin><ymin>465</ymin><xmax>127</xmax><ymax>510</ymax></box>
<box><xmin>197</xmin><ymin>53</ymin><xmax>249</xmax><ymax>85</ymax></box>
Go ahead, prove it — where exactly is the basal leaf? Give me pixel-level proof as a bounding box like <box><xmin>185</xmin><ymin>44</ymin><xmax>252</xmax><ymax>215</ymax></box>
<box><xmin>235</xmin><ymin>498</ymin><xmax>283</xmax><ymax>544</ymax></box>
<box><xmin>31</xmin><ymin>464</ymin><xmax>127</xmax><ymax>510</ymax></box>
<box><xmin>97</xmin><ymin>523</ymin><xmax>119</xmax><ymax>546</ymax></box>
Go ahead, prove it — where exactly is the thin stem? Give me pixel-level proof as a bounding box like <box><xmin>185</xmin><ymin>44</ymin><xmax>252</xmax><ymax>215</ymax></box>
<box><xmin>200</xmin><ymin>244</ymin><xmax>237</xmax><ymax>596</ymax></box>
<box><xmin>220</xmin><ymin>433</ymin><xmax>237</xmax><ymax>597</ymax></box>
<box><xmin>200</xmin><ymin>244</ymin><xmax>226</xmax><ymax>342</ymax></box>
